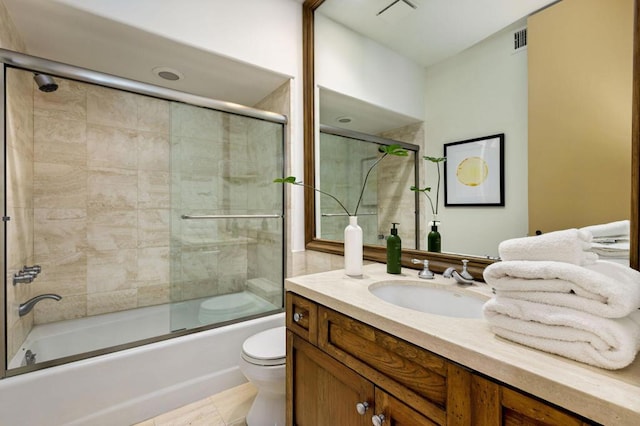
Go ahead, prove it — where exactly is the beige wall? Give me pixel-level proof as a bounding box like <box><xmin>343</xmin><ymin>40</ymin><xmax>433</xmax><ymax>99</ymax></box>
<box><xmin>29</xmin><ymin>74</ymin><xmax>171</xmax><ymax>322</ymax></box>
<box><xmin>528</xmin><ymin>0</ymin><xmax>634</xmax><ymax>233</ymax></box>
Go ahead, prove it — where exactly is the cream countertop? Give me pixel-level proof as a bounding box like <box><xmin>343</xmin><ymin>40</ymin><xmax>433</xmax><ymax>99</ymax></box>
<box><xmin>285</xmin><ymin>263</ymin><xmax>640</xmax><ymax>426</ymax></box>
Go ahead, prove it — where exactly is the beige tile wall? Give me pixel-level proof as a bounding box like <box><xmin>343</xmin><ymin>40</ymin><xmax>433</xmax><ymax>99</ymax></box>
<box><xmin>170</xmin><ymin>93</ymin><xmax>286</xmax><ymax>305</ymax></box>
<box><xmin>25</xmin><ymin>75</ymin><xmax>172</xmax><ymax>324</ymax></box>
<box><xmin>254</xmin><ymin>81</ymin><xmax>290</xmax><ymax>289</ymax></box>
<box><xmin>378</xmin><ymin>122</ymin><xmax>425</xmax><ymax>249</ymax></box>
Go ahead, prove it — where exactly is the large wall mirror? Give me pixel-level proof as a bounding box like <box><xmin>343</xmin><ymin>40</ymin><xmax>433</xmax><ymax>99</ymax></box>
<box><xmin>303</xmin><ymin>0</ymin><xmax>640</xmax><ymax>274</ymax></box>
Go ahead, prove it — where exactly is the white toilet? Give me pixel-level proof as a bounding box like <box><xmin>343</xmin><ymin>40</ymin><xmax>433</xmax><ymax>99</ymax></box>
<box><xmin>239</xmin><ymin>326</ymin><xmax>286</xmax><ymax>426</ymax></box>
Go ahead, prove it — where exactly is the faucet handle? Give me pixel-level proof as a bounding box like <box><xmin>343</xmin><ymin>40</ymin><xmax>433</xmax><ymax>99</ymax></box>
<box><xmin>23</xmin><ymin>265</ymin><xmax>41</xmax><ymax>274</ymax></box>
<box><xmin>13</xmin><ymin>272</ymin><xmax>34</xmax><ymax>285</ymax></box>
<box><xmin>412</xmin><ymin>259</ymin><xmax>434</xmax><ymax>279</ymax></box>
<box><xmin>460</xmin><ymin>259</ymin><xmax>474</xmax><ymax>280</ymax></box>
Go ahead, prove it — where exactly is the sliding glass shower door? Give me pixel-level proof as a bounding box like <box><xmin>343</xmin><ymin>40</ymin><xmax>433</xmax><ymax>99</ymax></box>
<box><xmin>3</xmin><ymin>53</ymin><xmax>286</xmax><ymax>373</ymax></box>
<box><xmin>169</xmin><ymin>104</ymin><xmax>285</xmax><ymax>332</ymax></box>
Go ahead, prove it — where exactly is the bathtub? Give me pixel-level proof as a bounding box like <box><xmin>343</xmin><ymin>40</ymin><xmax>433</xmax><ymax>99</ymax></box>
<box><xmin>8</xmin><ymin>290</ymin><xmax>279</xmax><ymax>368</ymax></box>
<box><xmin>0</xmin><ymin>294</ymin><xmax>284</xmax><ymax>426</ymax></box>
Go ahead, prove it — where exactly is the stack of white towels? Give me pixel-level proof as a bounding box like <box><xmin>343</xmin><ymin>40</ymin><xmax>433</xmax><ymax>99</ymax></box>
<box><xmin>581</xmin><ymin>219</ymin><xmax>630</xmax><ymax>265</ymax></box>
<box><xmin>483</xmin><ymin>228</ymin><xmax>640</xmax><ymax>369</ymax></box>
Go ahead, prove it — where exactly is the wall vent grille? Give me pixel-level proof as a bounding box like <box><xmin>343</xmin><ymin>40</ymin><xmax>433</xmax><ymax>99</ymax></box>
<box><xmin>513</xmin><ymin>27</ymin><xmax>527</xmax><ymax>52</ymax></box>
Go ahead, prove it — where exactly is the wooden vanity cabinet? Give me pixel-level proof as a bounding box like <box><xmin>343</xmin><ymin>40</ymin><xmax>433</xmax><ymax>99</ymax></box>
<box><xmin>286</xmin><ymin>293</ymin><xmax>597</xmax><ymax>426</ymax></box>
<box><xmin>287</xmin><ymin>333</ymin><xmax>374</xmax><ymax>425</ymax></box>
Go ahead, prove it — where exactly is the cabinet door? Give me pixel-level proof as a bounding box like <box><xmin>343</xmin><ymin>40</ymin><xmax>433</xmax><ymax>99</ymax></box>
<box><xmin>471</xmin><ymin>375</ymin><xmax>595</xmax><ymax>426</ymax></box>
<box><xmin>287</xmin><ymin>331</ymin><xmax>374</xmax><ymax>426</ymax></box>
<box><xmin>501</xmin><ymin>387</ymin><xmax>594</xmax><ymax>426</ymax></box>
<box><xmin>373</xmin><ymin>389</ymin><xmax>439</xmax><ymax>426</ymax></box>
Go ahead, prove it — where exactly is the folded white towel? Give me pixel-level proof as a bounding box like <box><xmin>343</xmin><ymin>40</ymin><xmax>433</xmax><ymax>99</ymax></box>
<box><xmin>483</xmin><ymin>260</ymin><xmax>640</xmax><ymax>318</ymax></box>
<box><xmin>483</xmin><ymin>297</ymin><xmax>640</xmax><ymax>370</ymax></box>
<box><xmin>590</xmin><ymin>241</ymin><xmax>630</xmax><ymax>257</ymax></box>
<box><xmin>581</xmin><ymin>220</ymin><xmax>630</xmax><ymax>239</ymax></box>
<box><xmin>498</xmin><ymin>229</ymin><xmax>597</xmax><ymax>266</ymax></box>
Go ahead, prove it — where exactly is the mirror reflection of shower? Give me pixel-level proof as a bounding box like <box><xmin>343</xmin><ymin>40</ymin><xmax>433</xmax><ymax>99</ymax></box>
<box><xmin>317</xmin><ymin>126</ymin><xmax>421</xmax><ymax>248</ymax></box>
<box><xmin>33</xmin><ymin>73</ymin><xmax>58</xmax><ymax>92</ymax></box>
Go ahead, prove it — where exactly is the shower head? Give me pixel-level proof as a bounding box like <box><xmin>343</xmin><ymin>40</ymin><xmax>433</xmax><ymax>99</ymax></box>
<box><xmin>33</xmin><ymin>73</ymin><xmax>58</xmax><ymax>92</ymax></box>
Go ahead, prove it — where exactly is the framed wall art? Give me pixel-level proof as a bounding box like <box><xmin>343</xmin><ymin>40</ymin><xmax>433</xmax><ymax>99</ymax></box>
<box><xmin>444</xmin><ymin>134</ymin><xmax>505</xmax><ymax>206</ymax></box>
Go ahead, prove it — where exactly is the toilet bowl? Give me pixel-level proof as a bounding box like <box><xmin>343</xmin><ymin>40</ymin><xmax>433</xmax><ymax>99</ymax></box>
<box><xmin>239</xmin><ymin>326</ymin><xmax>286</xmax><ymax>426</ymax></box>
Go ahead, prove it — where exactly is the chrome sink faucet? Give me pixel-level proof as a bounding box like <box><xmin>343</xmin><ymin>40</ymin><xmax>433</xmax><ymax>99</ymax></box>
<box><xmin>411</xmin><ymin>259</ymin><xmax>434</xmax><ymax>279</ymax></box>
<box><xmin>443</xmin><ymin>259</ymin><xmax>474</xmax><ymax>285</ymax></box>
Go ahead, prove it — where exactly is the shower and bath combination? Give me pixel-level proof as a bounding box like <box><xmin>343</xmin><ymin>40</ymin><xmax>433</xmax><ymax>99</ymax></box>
<box><xmin>4</xmin><ymin>53</ymin><xmax>285</xmax><ymax>373</ymax></box>
<box><xmin>1</xmin><ymin>47</ymin><xmax>286</xmax><ymax>425</ymax></box>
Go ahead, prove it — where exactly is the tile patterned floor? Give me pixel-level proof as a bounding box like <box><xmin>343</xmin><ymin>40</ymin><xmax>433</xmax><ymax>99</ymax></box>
<box><xmin>135</xmin><ymin>382</ymin><xmax>257</xmax><ymax>426</ymax></box>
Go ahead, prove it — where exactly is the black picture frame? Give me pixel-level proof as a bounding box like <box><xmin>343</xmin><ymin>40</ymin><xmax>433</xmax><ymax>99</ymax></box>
<box><xmin>444</xmin><ymin>134</ymin><xmax>505</xmax><ymax>206</ymax></box>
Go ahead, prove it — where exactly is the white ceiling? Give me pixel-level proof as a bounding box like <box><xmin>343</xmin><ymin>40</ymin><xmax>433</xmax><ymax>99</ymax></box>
<box><xmin>320</xmin><ymin>87</ymin><xmax>421</xmax><ymax>135</ymax></box>
<box><xmin>318</xmin><ymin>0</ymin><xmax>557</xmax><ymax>68</ymax></box>
<box><xmin>2</xmin><ymin>0</ymin><xmax>291</xmax><ymax>106</ymax></box>
<box><xmin>317</xmin><ymin>0</ymin><xmax>557</xmax><ymax>134</ymax></box>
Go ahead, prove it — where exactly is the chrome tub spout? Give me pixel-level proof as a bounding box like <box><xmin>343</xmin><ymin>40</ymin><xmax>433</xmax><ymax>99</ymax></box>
<box><xmin>18</xmin><ymin>294</ymin><xmax>62</xmax><ymax>317</ymax></box>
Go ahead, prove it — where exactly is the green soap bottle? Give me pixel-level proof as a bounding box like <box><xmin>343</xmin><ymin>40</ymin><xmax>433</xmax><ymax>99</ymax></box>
<box><xmin>428</xmin><ymin>222</ymin><xmax>441</xmax><ymax>253</ymax></box>
<box><xmin>386</xmin><ymin>223</ymin><xmax>402</xmax><ymax>274</ymax></box>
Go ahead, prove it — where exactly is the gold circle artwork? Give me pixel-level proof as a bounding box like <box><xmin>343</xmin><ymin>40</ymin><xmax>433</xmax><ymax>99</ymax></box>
<box><xmin>456</xmin><ymin>157</ymin><xmax>488</xmax><ymax>187</ymax></box>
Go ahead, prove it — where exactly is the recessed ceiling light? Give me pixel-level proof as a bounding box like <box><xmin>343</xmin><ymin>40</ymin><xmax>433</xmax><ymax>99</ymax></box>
<box><xmin>152</xmin><ymin>66</ymin><xmax>184</xmax><ymax>81</ymax></box>
<box><xmin>337</xmin><ymin>116</ymin><xmax>352</xmax><ymax>124</ymax></box>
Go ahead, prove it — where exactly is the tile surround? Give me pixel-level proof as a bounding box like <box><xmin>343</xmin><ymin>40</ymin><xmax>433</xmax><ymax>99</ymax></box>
<box><xmin>5</xmin><ymin>67</ymin><xmax>291</xmax><ymax>365</ymax></box>
<box><xmin>11</xmin><ymin>71</ymin><xmax>175</xmax><ymax>330</ymax></box>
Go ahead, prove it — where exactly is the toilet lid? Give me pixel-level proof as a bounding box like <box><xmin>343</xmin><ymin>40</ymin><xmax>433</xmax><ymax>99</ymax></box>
<box><xmin>242</xmin><ymin>326</ymin><xmax>286</xmax><ymax>366</ymax></box>
<box><xmin>200</xmin><ymin>294</ymin><xmax>256</xmax><ymax>315</ymax></box>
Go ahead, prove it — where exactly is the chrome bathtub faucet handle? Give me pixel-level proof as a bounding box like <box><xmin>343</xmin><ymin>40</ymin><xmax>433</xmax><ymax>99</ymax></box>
<box><xmin>13</xmin><ymin>272</ymin><xmax>34</xmax><ymax>285</ymax></box>
<box><xmin>23</xmin><ymin>264</ymin><xmax>41</xmax><ymax>274</ymax></box>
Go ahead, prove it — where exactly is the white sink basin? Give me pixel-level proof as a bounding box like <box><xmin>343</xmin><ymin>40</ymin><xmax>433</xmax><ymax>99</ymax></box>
<box><xmin>369</xmin><ymin>282</ymin><xmax>487</xmax><ymax>318</ymax></box>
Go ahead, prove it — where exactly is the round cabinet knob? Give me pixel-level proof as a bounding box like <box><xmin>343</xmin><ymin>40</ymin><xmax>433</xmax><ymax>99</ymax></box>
<box><xmin>356</xmin><ymin>401</ymin><xmax>369</xmax><ymax>415</ymax></box>
<box><xmin>372</xmin><ymin>414</ymin><xmax>385</xmax><ymax>426</ymax></box>
<box><xmin>293</xmin><ymin>312</ymin><xmax>304</xmax><ymax>323</ymax></box>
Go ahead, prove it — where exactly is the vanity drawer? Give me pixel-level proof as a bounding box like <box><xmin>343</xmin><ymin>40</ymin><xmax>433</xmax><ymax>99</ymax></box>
<box><xmin>318</xmin><ymin>306</ymin><xmax>469</xmax><ymax>425</ymax></box>
<box><xmin>286</xmin><ymin>292</ymin><xmax>318</xmax><ymax>345</ymax></box>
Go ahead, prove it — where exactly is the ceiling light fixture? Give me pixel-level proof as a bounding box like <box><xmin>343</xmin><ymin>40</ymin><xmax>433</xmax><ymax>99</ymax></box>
<box><xmin>152</xmin><ymin>66</ymin><xmax>184</xmax><ymax>81</ymax></box>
